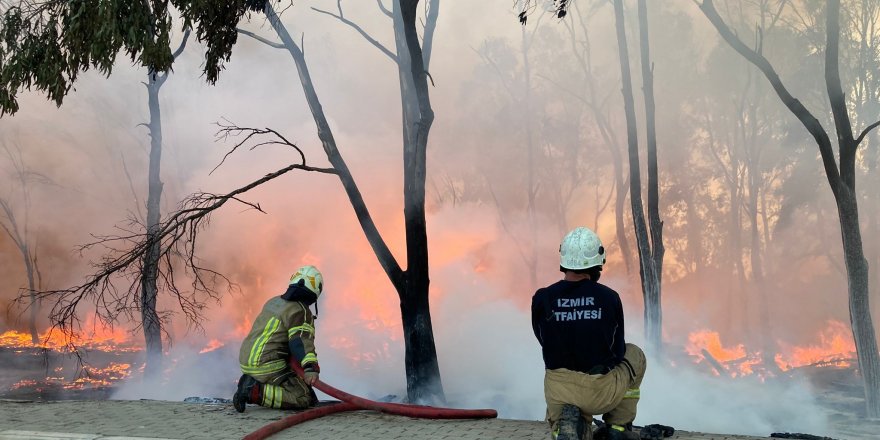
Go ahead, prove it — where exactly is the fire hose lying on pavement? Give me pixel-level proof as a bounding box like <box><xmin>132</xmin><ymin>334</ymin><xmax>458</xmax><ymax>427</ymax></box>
<box><xmin>243</xmin><ymin>361</ymin><xmax>499</xmax><ymax>440</ymax></box>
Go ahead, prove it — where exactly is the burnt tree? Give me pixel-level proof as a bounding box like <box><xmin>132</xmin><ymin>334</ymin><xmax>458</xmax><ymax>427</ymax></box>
<box><xmin>636</xmin><ymin>0</ymin><xmax>664</xmax><ymax>352</ymax></box>
<box><xmin>140</xmin><ymin>31</ymin><xmax>189</xmax><ymax>377</ymax></box>
<box><xmin>700</xmin><ymin>0</ymin><xmax>880</xmax><ymax>418</ymax></box>
<box><xmin>239</xmin><ymin>0</ymin><xmax>444</xmax><ymax>403</ymax></box>
<box><xmin>611</xmin><ymin>0</ymin><xmax>663</xmax><ymax>352</ymax></box>
<box><xmin>0</xmin><ymin>143</ymin><xmax>45</xmax><ymax>344</ymax></box>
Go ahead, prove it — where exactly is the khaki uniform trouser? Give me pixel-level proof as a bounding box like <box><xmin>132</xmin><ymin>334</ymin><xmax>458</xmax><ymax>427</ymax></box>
<box><xmin>250</xmin><ymin>368</ymin><xmax>313</xmax><ymax>410</ymax></box>
<box><xmin>545</xmin><ymin>343</ymin><xmax>647</xmax><ymax>433</ymax></box>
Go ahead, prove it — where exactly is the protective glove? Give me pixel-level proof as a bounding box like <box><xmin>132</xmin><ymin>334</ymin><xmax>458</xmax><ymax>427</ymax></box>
<box><xmin>303</xmin><ymin>371</ymin><xmax>319</xmax><ymax>385</ymax></box>
<box><xmin>303</xmin><ymin>362</ymin><xmax>320</xmax><ymax>385</ymax></box>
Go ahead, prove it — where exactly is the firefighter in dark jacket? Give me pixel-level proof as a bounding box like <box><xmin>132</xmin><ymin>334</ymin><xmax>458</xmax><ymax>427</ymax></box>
<box><xmin>532</xmin><ymin>227</ymin><xmax>646</xmax><ymax>440</ymax></box>
<box><xmin>233</xmin><ymin>265</ymin><xmax>323</xmax><ymax>412</ymax></box>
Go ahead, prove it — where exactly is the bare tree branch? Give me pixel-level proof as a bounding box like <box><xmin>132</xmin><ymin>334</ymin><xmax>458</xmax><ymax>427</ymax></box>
<box><xmin>171</xmin><ymin>29</ymin><xmax>192</xmax><ymax>59</ymax></box>
<box><xmin>0</xmin><ymin>198</ymin><xmax>24</xmax><ymax>249</ymax></box>
<box><xmin>421</xmin><ymin>0</ymin><xmax>439</xmax><ymax>69</ymax></box>
<box><xmin>311</xmin><ymin>3</ymin><xmax>398</xmax><ymax>63</ymax></box>
<box><xmin>377</xmin><ymin>0</ymin><xmax>393</xmax><ymax>18</ymax></box>
<box><xmin>265</xmin><ymin>1</ymin><xmax>406</xmax><ymax>289</ymax></box>
<box><xmin>856</xmin><ymin>120</ymin><xmax>880</xmax><ymax>146</ymax></box>
<box><xmin>825</xmin><ymin>0</ymin><xmax>857</xmax><ymax>190</ymax></box>
<box><xmin>154</xmin><ymin>29</ymin><xmax>193</xmax><ymax>86</ymax></box>
<box><xmin>22</xmin><ymin>124</ymin><xmax>337</xmax><ymax>343</ymax></box>
<box><xmin>698</xmin><ymin>0</ymin><xmax>842</xmax><ymax>198</ymax></box>
<box><xmin>210</xmin><ymin>121</ymin><xmax>308</xmax><ymax>174</ymax></box>
<box><xmin>236</xmin><ymin>28</ymin><xmax>286</xmax><ymax>49</ymax></box>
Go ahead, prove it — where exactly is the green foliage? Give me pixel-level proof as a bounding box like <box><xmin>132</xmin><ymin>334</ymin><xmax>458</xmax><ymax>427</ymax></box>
<box><xmin>0</xmin><ymin>0</ymin><xmax>268</xmax><ymax>116</ymax></box>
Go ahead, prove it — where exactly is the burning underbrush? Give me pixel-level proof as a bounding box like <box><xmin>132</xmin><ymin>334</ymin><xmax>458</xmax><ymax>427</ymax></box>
<box><xmin>0</xmin><ymin>328</ymin><xmax>142</xmax><ymax>400</ymax></box>
<box><xmin>0</xmin><ymin>314</ymin><xmax>867</xmax><ymax>428</ymax></box>
<box><xmin>683</xmin><ymin>320</ymin><xmax>857</xmax><ymax>379</ymax></box>
<box><xmin>0</xmin><ymin>327</ymin><xmax>244</xmax><ymax>402</ymax></box>
<box><xmin>678</xmin><ymin>319</ymin><xmax>867</xmax><ymax>422</ymax></box>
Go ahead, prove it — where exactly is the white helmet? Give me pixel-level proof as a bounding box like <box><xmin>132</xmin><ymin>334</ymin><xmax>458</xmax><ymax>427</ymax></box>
<box><xmin>559</xmin><ymin>227</ymin><xmax>606</xmax><ymax>270</ymax></box>
<box><xmin>290</xmin><ymin>265</ymin><xmax>323</xmax><ymax>297</ymax></box>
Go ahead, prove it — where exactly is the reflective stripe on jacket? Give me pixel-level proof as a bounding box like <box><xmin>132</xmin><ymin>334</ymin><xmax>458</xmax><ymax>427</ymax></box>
<box><xmin>239</xmin><ymin>296</ymin><xmax>318</xmax><ymax>375</ymax></box>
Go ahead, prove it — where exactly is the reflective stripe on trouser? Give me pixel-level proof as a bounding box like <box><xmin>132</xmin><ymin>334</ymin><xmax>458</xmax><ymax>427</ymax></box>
<box><xmin>251</xmin><ymin>369</ymin><xmax>313</xmax><ymax>410</ymax></box>
<box><xmin>544</xmin><ymin>343</ymin><xmax>647</xmax><ymax>433</ymax></box>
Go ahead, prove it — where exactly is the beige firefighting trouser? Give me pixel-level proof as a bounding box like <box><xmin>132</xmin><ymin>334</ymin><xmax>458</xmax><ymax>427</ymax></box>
<box><xmin>250</xmin><ymin>368</ymin><xmax>313</xmax><ymax>410</ymax></box>
<box><xmin>544</xmin><ymin>343</ymin><xmax>647</xmax><ymax>436</ymax></box>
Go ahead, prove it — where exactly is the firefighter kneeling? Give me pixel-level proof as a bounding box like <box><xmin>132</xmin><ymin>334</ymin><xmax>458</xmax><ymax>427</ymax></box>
<box><xmin>233</xmin><ymin>265</ymin><xmax>324</xmax><ymax>412</ymax></box>
<box><xmin>532</xmin><ymin>227</ymin><xmax>647</xmax><ymax>440</ymax></box>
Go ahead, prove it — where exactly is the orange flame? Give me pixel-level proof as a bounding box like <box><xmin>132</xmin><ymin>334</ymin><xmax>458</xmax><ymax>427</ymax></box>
<box><xmin>686</xmin><ymin>320</ymin><xmax>857</xmax><ymax>378</ymax></box>
<box><xmin>685</xmin><ymin>330</ymin><xmax>760</xmax><ymax>377</ymax></box>
<box><xmin>0</xmin><ymin>328</ymin><xmax>141</xmax><ymax>353</ymax></box>
<box><xmin>775</xmin><ymin>320</ymin><xmax>856</xmax><ymax>370</ymax></box>
<box><xmin>686</xmin><ymin>330</ymin><xmax>746</xmax><ymax>363</ymax></box>
<box><xmin>199</xmin><ymin>339</ymin><xmax>225</xmax><ymax>354</ymax></box>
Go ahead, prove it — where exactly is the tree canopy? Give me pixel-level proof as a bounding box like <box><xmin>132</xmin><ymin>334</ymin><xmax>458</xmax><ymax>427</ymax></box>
<box><xmin>0</xmin><ymin>0</ymin><xmax>267</xmax><ymax>115</ymax></box>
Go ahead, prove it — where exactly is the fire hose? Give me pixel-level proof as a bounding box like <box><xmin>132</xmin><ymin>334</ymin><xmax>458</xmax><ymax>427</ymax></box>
<box><xmin>243</xmin><ymin>361</ymin><xmax>498</xmax><ymax>440</ymax></box>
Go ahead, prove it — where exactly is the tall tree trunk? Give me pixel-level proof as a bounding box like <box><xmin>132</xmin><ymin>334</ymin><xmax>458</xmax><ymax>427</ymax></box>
<box><xmin>869</xmin><ymin>139</ymin><xmax>879</xmax><ymax>332</ymax></box>
<box><xmin>25</xmin><ymin>249</ymin><xmax>38</xmax><ymax>344</ymax></box>
<box><xmin>744</xmin><ymin>74</ymin><xmax>776</xmax><ymax>369</ymax></box>
<box><xmin>1</xmin><ymin>155</ymin><xmax>40</xmax><ymax>344</ymax></box>
<box><xmin>854</xmin><ymin>0</ymin><xmax>880</xmax><ymax>351</ymax></box>
<box><xmin>700</xmin><ymin>0</ymin><xmax>880</xmax><ymax>417</ymax></box>
<box><xmin>747</xmin><ymin>141</ymin><xmax>775</xmax><ymax>367</ymax></box>
<box><xmin>637</xmin><ymin>0</ymin><xmax>663</xmax><ymax>352</ymax></box>
<box><xmin>825</xmin><ymin>1</ymin><xmax>880</xmax><ymax>417</ymax></box>
<box><xmin>727</xmin><ymin>175</ymin><xmax>745</xmax><ymax>337</ymax></box>
<box><xmin>612</xmin><ymin>0</ymin><xmax>661</xmax><ymax>352</ymax></box>
<box><xmin>266</xmin><ymin>0</ymin><xmax>444</xmax><ymax>403</ymax></box>
<box><xmin>837</xmin><ymin>188</ymin><xmax>879</xmax><ymax>416</ymax></box>
<box><xmin>141</xmin><ymin>73</ymin><xmax>165</xmax><ymax>377</ymax></box>
<box><xmin>398</xmin><ymin>0</ymin><xmax>443</xmax><ymax>404</ymax></box>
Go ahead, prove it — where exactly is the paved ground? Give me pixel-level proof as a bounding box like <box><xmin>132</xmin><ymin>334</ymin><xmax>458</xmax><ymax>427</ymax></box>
<box><xmin>0</xmin><ymin>399</ymin><xmax>792</xmax><ymax>440</ymax></box>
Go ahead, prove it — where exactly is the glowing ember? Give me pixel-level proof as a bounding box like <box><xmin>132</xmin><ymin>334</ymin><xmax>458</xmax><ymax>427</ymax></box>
<box><xmin>9</xmin><ymin>362</ymin><xmax>132</xmax><ymax>391</ymax></box>
<box><xmin>10</xmin><ymin>379</ymin><xmax>38</xmax><ymax>390</ymax></box>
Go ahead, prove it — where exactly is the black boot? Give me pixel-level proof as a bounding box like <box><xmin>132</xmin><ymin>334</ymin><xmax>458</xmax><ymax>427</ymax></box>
<box><xmin>555</xmin><ymin>405</ymin><xmax>586</xmax><ymax>440</ymax></box>
<box><xmin>595</xmin><ymin>424</ymin><xmax>639</xmax><ymax>440</ymax></box>
<box><xmin>639</xmin><ymin>424</ymin><xmax>675</xmax><ymax>440</ymax></box>
<box><xmin>233</xmin><ymin>374</ymin><xmax>259</xmax><ymax>413</ymax></box>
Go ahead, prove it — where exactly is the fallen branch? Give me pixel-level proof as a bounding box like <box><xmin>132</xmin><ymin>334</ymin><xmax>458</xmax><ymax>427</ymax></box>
<box><xmin>701</xmin><ymin>349</ymin><xmax>728</xmax><ymax>376</ymax></box>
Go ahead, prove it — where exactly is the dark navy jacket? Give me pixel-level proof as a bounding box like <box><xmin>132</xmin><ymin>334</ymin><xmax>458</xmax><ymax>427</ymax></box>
<box><xmin>531</xmin><ymin>279</ymin><xmax>626</xmax><ymax>373</ymax></box>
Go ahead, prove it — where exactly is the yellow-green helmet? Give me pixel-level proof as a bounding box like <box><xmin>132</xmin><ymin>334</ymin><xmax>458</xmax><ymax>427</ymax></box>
<box><xmin>290</xmin><ymin>265</ymin><xmax>323</xmax><ymax>297</ymax></box>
